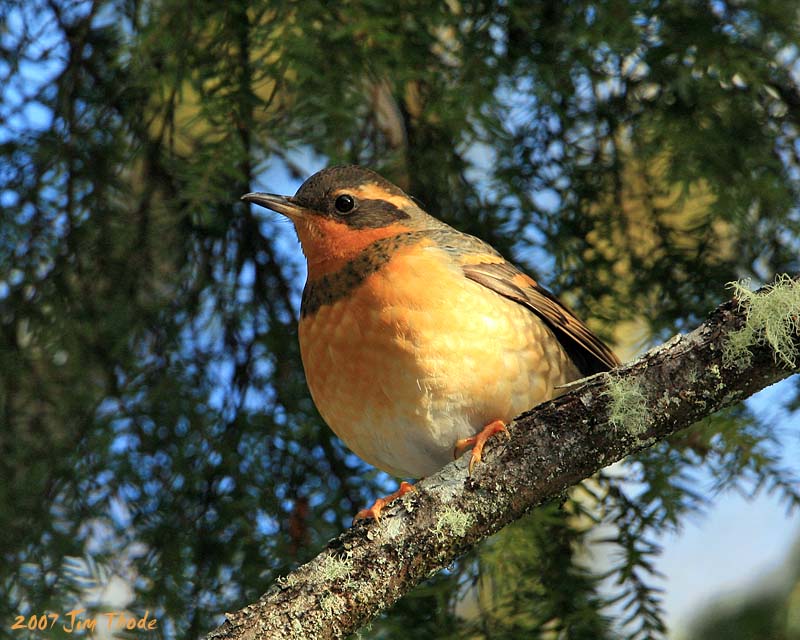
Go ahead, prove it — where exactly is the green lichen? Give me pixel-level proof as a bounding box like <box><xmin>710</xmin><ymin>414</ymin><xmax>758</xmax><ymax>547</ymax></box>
<box><xmin>432</xmin><ymin>507</ymin><xmax>473</xmax><ymax>542</ymax></box>
<box><xmin>318</xmin><ymin>554</ymin><xmax>353</xmax><ymax>582</ymax></box>
<box><xmin>708</xmin><ymin>364</ymin><xmax>725</xmax><ymax>391</ymax></box>
<box><xmin>319</xmin><ymin>593</ymin><xmax>345</xmax><ymax>616</ymax></box>
<box><xmin>276</xmin><ymin>573</ymin><xmax>299</xmax><ymax>588</ymax></box>
<box><xmin>604</xmin><ymin>375</ymin><xmax>649</xmax><ymax>436</ymax></box>
<box><xmin>723</xmin><ymin>275</ymin><xmax>800</xmax><ymax>370</ymax></box>
<box><xmin>383</xmin><ymin>516</ymin><xmax>404</xmax><ymax>539</ymax></box>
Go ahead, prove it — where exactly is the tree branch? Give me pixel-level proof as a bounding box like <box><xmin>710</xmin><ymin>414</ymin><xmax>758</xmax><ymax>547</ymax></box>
<box><xmin>206</xmin><ymin>276</ymin><xmax>800</xmax><ymax>640</ymax></box>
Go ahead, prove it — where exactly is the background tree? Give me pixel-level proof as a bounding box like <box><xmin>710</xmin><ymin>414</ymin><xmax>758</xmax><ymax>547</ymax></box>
<box><xmin>1</xmin><ymin>0</ymin><xmax>799</xmax><ymax>638</ymax></box>
<box><xmin>686</xmin><ymin>534</ymin><xmax>800</xmax><ymax>640</ymax></box>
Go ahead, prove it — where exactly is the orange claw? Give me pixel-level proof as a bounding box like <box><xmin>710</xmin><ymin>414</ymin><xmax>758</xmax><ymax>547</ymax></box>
<box><xmin>453</xmin><ymin>419</ymin><xmax>509</xmax><ymax>475</ymax></box>
<box><xmin>353</xmin><ymin>481</ymin><xmax>415</xmax><ymax>523</ymax></box>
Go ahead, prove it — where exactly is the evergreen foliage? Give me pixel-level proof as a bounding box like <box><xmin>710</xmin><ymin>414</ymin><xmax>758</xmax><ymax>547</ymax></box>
<box><xmin>2</xmin><ymin>1</ymin><xmax>799</xmax><ymax>637</ymax></box>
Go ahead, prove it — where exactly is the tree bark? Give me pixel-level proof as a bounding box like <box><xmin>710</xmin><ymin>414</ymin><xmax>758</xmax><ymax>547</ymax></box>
<box><xmin>206</xmin><ymin>277</ymin><xmax>800</xmax><ymax>640</ymax></box>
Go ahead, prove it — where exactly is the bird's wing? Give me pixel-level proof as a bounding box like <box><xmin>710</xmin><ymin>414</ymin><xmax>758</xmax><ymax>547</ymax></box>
<box><xmin>428</xmin><ymin>229</ymin><xmax>619</xmax><ymax>376</ymax></box>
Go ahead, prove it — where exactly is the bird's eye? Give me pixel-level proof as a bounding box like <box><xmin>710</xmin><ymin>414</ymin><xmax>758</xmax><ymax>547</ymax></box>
<box><xmin>334</xmin><ymin>194</ymin><xmax>356</xmax><ymax>214</ymax></box>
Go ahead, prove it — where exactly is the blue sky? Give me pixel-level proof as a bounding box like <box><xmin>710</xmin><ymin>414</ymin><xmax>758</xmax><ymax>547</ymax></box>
<box><xmin>657</xmin><ymin>378</ymin><xmax>800</xmax><ymax>634</ymax></box>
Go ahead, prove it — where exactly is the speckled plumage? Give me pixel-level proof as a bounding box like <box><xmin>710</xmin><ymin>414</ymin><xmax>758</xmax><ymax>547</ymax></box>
<box><xmin>299</xmin><ymin>236</ymin><xmax>581</xmax><ymax>477</ymax></box>
<box><xmin>242</xmin><ymin>165</ymin><xmax>619</xmax><ymax>481</ymax></box>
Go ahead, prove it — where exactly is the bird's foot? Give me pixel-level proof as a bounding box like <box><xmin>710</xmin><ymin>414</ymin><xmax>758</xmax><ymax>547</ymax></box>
<box><xmin>453</xmin><ymin>419</ymin><xmax>509</xmax><ymax>475</ymax></box>
<box><xmin>353</xmin><ymin>481</ymin><xmax>415</xmax><ymax>523</ymax></box>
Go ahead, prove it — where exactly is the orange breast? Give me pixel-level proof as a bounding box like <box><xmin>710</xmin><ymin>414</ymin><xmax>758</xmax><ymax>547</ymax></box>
<box><xmin>298</xmin><ymin>241</ymin><xmax>580</xmax><ymax>478</ymax></box>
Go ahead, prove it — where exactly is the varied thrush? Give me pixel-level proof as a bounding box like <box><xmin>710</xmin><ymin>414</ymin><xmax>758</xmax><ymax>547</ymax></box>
<box><xmin>242</xmin><ymin>166</ymin><xmax>619</xmax><ymax>521</ymax></box>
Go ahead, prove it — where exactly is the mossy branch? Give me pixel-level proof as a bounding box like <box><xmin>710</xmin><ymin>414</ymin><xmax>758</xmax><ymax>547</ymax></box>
<box><xmin>206</xmin><ymin>275</ymin><xmax>800</xmax><ymax>640</ymax></box>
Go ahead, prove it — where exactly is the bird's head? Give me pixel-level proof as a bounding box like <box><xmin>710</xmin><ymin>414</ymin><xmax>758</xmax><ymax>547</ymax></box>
<box><xmin>242</xmin><ymin>165</ymin><xmax>435</xmax><ymax>277</ymax></box>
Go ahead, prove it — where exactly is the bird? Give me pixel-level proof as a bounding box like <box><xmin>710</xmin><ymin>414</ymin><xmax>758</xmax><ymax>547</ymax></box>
<box><xmin>242</xmin><ymin>165</ymin><xmax>619</xmax><ymax>521</ymax></box>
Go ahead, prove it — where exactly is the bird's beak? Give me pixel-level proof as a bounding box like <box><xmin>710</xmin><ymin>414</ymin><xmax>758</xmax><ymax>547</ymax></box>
<box><xmin>241</xmin><ymin>192</ymin><xmax>307</xmax><ymax>219</ymax></box>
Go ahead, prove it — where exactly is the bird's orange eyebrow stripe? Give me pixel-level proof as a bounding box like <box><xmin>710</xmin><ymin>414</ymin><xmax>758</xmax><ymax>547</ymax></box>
<box><xmin>344</xmin><ymin>183</ymin><xmax>413</xmax><ymax>210</ymax></box>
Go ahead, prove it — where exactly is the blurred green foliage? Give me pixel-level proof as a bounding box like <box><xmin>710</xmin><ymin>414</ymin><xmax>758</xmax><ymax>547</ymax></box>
<box><xmin>685</xmin><ymin>534</ymin><xmax>800</xmax><ymax>640</ymax></box>
<box><xmin>1</xmin><ymin>0</ymin><xmax>799</xmax><ymax>638</ymax></box>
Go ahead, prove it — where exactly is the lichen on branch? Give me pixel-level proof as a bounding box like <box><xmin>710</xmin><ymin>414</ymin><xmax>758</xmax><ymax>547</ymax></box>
<box><xmin>724</xmin><ymin>275</ymin><xmax>800</xmax><ymax>369</ymax></box>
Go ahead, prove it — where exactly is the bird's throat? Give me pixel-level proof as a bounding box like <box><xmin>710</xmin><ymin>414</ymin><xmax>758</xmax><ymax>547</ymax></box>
<box><xmin>294</xmin><ymin>217</ymin><xmax>413</xmax><ymax>279</ymax></box>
